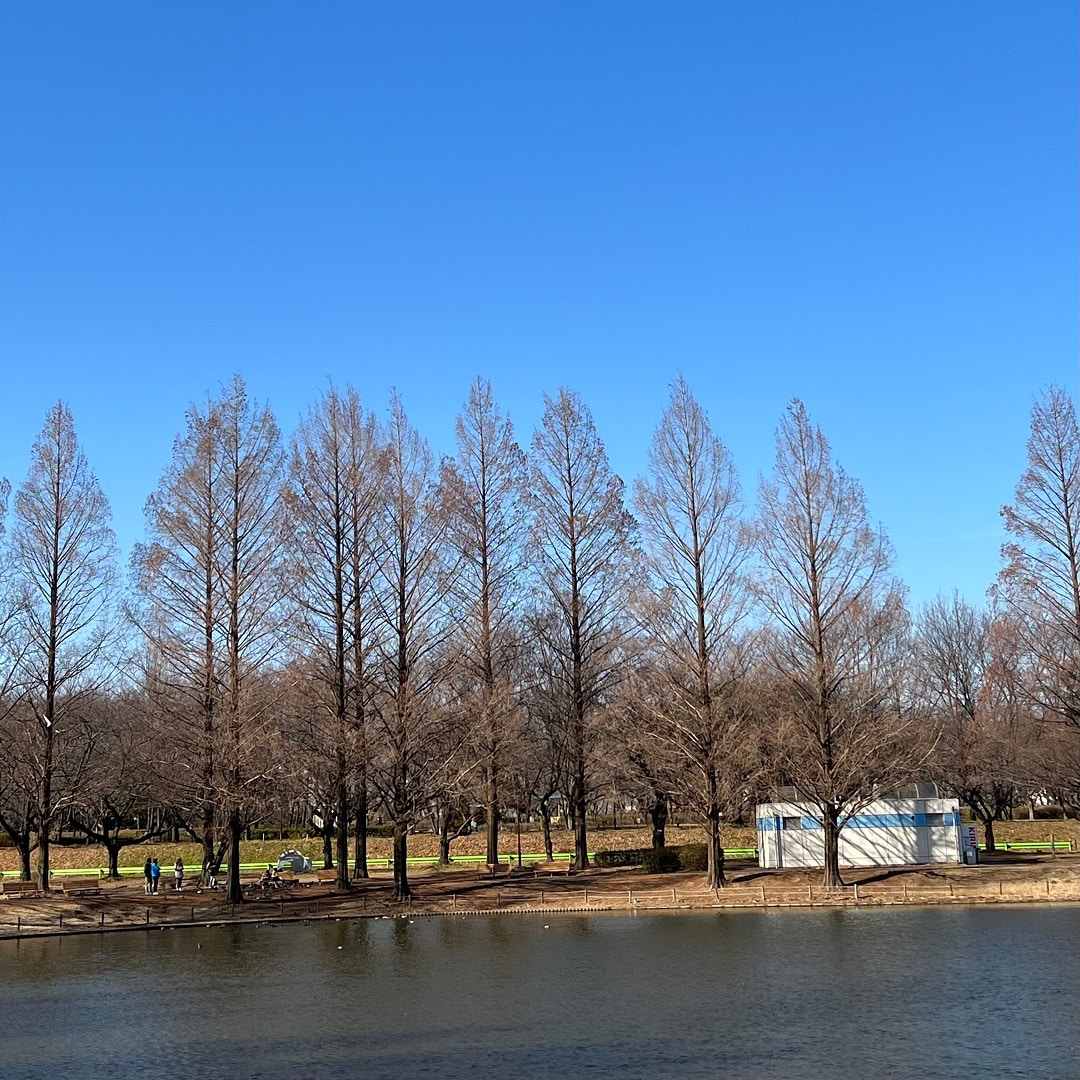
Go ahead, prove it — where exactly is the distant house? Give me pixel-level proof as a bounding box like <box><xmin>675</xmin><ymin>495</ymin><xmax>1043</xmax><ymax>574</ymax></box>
<box><xmin>756</xmin><ymin>787</ymin><xmax>977</xmax><ymax>870</ymax></box>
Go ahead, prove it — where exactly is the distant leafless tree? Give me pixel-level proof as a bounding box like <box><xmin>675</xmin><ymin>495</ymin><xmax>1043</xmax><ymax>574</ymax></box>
<box><xmin>8</xmin><ymin>403</ymin><xmax>118</xmax><ymax>891</ymax></box>
<box><xmin>916</xmin><ymin>594</ymin><xmax>1019</xmax><ymax>849</ymax></box>
<box><xmin>753</xmin><ymin>399</ymin><xmax>918</xmax><ymax>888</ymax></box>
<box><xmin>527</xmin><ymin>388</ymin><xmax>638</xmax><ymax>870</ymax></box>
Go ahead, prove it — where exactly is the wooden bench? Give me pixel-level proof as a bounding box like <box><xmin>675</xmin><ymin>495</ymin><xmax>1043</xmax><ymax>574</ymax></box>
<box><xmin>0</xmin><ymin>879</ymin><xmax>41</xmax><ymax>898</ymax></box>
<box><xmin>58</xmin><ymin>877</ymin><xmax>103</xmax><ymax>897</ymax></box>
<box><xmin>532</xmin><ymin>860</ymin><xmax>573</xmax><ymax>876</ymax></box>
<box><xmin>277</xmin><ymin>872</ymin><xmax>317</xmax><ymax>889</ymax></box>
<box><xmin>315</xmin><ymin>868</ymin><xmax>340</xmax><ymax>884</ymax></box>
<box><xmin>477</xmin><ymin>862</ymin><xmax>513</xmax><ymax>879</ymax></box>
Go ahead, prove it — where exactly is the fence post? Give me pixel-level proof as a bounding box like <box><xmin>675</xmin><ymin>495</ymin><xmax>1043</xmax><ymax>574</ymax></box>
<box><xmin>1050</xmin><ymin>832</ymin><xmax>1056</xmax><ymax>857</ymax></box>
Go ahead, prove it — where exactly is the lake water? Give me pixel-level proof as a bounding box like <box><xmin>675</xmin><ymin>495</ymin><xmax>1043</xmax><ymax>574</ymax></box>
<box><xmin>1</xmin><ymin>907</ymin><xmax>1077</xmax><ymax>1079</ymax></box>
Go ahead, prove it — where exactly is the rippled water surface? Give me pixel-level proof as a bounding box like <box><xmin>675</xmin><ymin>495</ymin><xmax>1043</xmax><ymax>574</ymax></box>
<box><xmin>1</xmin><ymin>906</ymin><xmax>1077</xmax><ymax>1079</ymax></box>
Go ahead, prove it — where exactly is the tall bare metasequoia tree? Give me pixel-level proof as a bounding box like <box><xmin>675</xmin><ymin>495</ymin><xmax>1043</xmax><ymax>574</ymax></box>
<box><xmin>440</xmin><ymin>378</ymin><xmax>528</xmax><ymax>866</ymax></box>
<box><xmin>371</xmin><ymin>393</ymin><xmax>457</xmax><ymax>900</ymax></box>
<box><xmin>9</xmin><ymin>403</ymin><xmax>117</xmax><ymax>891</ymax></box>
<box><xmin>138</xmin><ymin>377</ymin><xmax>286</xmax><ymax>903</ymax></box>
<box><xmin>998</xmin><ymin>386</ymin><xmax>1080</xmax><ymax>729</ymax></box>
<box><xmin>632</xmin><ymin>377</ymin><xmax>752</xmax><ymax>887</ymax></box>
<box><xmin>286</xmin><ymin>386</ymin><xmax>382</xmax><ymax>888</ymax></box>
<box><xmin>527</xmin><ymin>388</ymin><xmax>637</xmax><ymax>871</ymax></box>
<box><xmin>753</xmin><ymin>399</ymin><xmax>912</xmax><ymax>888</ymax></box>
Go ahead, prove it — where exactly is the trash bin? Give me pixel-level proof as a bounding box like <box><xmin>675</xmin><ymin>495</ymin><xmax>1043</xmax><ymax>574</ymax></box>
<box><xmin>963</xmin><ymin>849</ymin><xmax>978</xmax><ymax>865</ymax></box>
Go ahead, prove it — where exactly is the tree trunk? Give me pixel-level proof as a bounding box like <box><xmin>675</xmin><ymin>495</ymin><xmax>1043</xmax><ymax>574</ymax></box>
<box><xmin>706</xmin><ymin>809</ymin><xmax>726</xmax><ymax>888</ymax></box>
<box><xmin>200</xmin><ymin>809</ymin><xmax>217</xmax><ymax>888</ymax></box>
<box><xmin>226</xmin><ymin>809</ymin><xmax>244</xmax><ymax>905</ymax></box>
<box><xmin>35</xmin><ymin>819</ymin><xmax>51</xmax><ymax>893</ymax></box>
<box><xmin>438</xmin><ymin>809</ymin><xmax>452</xmax><ymax>866</ymax></box>
<box><xmin>982</xmin><ymin>816</ymin><xmax>997</xmax><ymax>853</ymax></box>
<box><xmin>335</xmin><ymin>778</ymin><xmax>351</xmax><ymax>890</ymax></box>
<box><xmin>105</xmin><ymin>839</ymin><xmax>122</xmax><ymax>879</ymax></box>
<box><xmin>821</xmin><ymin>803</ymin><xmax>844</xmax><ymax>888</ymax></box>
<box><xmin>539</xmin><ymin>797</ymin><xmax>554</xmax><ymax>861</ymax></box>
<box><xmin>352</xmin><ymin>787</ymin><xmax>369</xmax><ymax>880</ymax></box>
<box><xmin>650</xmin><ymin>795</ymin><xmax>668</xmax><ymax>849</ymax></box>
<box><xmin>572</xmin><ymin>757</ymin><xmax>589</xmax><ymax>871</ymax></box>
<box><xmin>486</xmin><ymin>766</ymin><xmax>499</xmax><ymax>867</ymax></box>
<box><xmin>392</xmin><ymin>820</ymin><xmax>411</xmax><ymax>901</ymax></box>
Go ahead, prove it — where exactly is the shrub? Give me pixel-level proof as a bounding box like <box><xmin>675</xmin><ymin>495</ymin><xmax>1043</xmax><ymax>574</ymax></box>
<box><xmin>640</xmin><ymin>847</ymin><xmax>683</xmax><ymax>873</ymax></box>
<box><xmin>676</xmin><ymin>843</ymin><xmax>708</xmax><ymax>872</ymax></box>
<box><xmin>593</xmin><ymin>847</ymin><xmax>646</xmax><ymax>868</ymax></box>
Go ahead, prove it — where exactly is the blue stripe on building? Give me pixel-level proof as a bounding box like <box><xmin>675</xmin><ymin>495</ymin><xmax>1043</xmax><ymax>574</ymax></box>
<box><xmin>757</xmin><ymin>813</ymin><xmax>958</xmax><ymax>831</ymax></box>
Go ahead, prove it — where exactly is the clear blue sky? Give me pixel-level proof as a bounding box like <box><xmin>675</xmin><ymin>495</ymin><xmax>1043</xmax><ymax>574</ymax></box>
<box><xmin>1</xmin><ymin>3</ymin><xmax>1076</xmax><ymax>611</ymax></box>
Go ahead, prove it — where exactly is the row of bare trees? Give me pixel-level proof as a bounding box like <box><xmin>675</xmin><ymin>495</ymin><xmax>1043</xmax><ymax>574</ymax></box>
<box><xmin>1</xmin><ymin>379</ymin><xmax>1077</xmax><ymax>893</ymax></box>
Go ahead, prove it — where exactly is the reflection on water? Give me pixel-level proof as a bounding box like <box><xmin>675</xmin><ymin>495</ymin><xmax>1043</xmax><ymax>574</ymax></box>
<box><xmin>2</xmin><ymin>907</ymin><xmax>1077</xmax><ymax>1079</ymax></box>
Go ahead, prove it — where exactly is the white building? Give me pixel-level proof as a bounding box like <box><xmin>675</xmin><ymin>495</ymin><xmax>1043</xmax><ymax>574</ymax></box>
<box><xmin>756</xmin><ymin>791</ymin><xmax>976</xmax><ymax>870</ymax></box>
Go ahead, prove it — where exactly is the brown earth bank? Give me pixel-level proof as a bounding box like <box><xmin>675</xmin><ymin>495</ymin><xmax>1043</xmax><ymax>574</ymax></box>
<box><xmin>2</xmin><ymin>823</ymin><xmax>1078</xmax><ymax>940</ymax></box>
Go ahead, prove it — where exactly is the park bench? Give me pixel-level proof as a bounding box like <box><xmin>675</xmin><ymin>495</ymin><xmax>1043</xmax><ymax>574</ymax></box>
<box><xmin>277</xmin><ymin>871</ymin><xmax>318</xmax><ymax>889</ymax></box>
<box><xmin>476</xmin><ymin>862</ymin><xmax>512</xmax><ymax>879</ymax></box>
<box><xmin>58</xmin><ymin>877</ymin><xmax>103</xmax><ymax>897</ymax></box>
<box><xmin>532</xmin><ymin>859</ymin><xmax>573</xmax><ymax>876</ymax></box>
<box><xmin>315</xmin><ymin>868</ymin><xmax>340</xmax><ymax>884</ymax></box>
<box><xmin>0</xmin><ymin>879</ymin><xmax>41</xmax><ymax>898</ymax></box>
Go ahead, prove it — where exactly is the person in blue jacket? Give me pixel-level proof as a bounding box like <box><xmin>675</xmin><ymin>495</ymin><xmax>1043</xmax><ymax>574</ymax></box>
<box><xmin>150</xmin><ymin>858</ymin><xmax>161</xmax><ymax>895</ymax></box>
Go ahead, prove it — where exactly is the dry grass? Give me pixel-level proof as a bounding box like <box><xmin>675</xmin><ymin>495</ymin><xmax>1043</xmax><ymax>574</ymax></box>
<box><xmin>0</xmin><ymin>818</ymin><xmax>1075</xmax><ymax>876</ymax></box>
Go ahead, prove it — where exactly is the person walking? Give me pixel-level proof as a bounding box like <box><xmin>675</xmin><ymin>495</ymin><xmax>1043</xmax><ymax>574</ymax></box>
<box><xmin>143</xmin><ymin>858</ymin><xmax>153</xmax><ymax>896</ymax></box>
<box><xmin>174</xmin><ymin>858</ymin><xmax>184</xmax><ymax>892</ymax></box>
<box><xmin>150</xmin><ymin>858</ymin><xmax>161</xmax><ymax>895</ymax></box>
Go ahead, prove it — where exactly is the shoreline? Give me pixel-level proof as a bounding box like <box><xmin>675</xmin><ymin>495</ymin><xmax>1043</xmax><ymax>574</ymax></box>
<box><xmin>3</xmin><ymin>855</ymin><xmax>1078</xmax><ymax>941</ymax></box>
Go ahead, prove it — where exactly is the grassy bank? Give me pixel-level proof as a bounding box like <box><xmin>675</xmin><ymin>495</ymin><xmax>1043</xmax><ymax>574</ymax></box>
<box><xmin>2</xmin><ymin>818</ymin><xmax>1077</xmax><ymax>877</ymax></box>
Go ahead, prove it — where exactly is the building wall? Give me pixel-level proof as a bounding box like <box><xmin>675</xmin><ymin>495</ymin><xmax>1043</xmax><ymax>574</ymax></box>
<box><xmin>756</xmin><ymin>798</ymin><xmax>963</xmax><ymax>869</ymax></box>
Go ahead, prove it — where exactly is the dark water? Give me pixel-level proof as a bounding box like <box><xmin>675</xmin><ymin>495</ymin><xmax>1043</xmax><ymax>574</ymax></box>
<box><xmin>1</xmin><ymin>907</ymin><xmax>1077</xmax><ymax>1079</ymax></box>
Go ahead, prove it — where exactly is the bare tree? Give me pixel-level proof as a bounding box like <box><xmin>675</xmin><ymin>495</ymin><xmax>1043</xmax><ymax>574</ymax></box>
<box><xmin>631</xmin><ymin>376</ymin><xmax>753</xmax><ymax>887</ymax></box>
<box><xmin>286</xmin><ymin>386</ymin><xmax>383</xmax><ymax>888</ymax></box>
<box><xmin>440</xmin><ymin>377</ymin><xmax>528</xmax><ymax>866</ymax></box>
<box><xmin>370</xmin><ymin>393</ymin><xmax>459</xmax><ymax>900</ymax></box>
<box><xmin>753</xmin><ymin>399</ymin><xmax>917</xmax><ymax>888</ymax></box>
<box><xmin>7</xmin><ymin>403</ymin><xmax>118</xmax><ymax>891</ymax></box>
<box><xmin>998</xmin><ymin>386</ymin><xmax>1080</xmax><ymax>732</ymax></box>
<box><xmin>137</xmin><ymin>377</ymin><xmax>287</xmax><ymax>903</ymax></box>
<box><xmin>68</xmin><ymin>689</ymin><xmax>171</xmax><ymax>878</ymax></box>
<box><xmin>527</xmin><ymin>388</ymin><xmax>638</xmax><ymax>870</ymax></box>
<box><xmin>916</xmin><ymin>594</ymin><xmax>1020</xmax><ymax>850</ymax></box>
<box><xmin>135</xmin><ymin>397</ymin><xmax>227</xmax><ymax>885</ymax></box>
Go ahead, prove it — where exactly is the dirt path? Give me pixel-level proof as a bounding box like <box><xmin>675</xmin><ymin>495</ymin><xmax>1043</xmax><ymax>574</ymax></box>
<box><xmin>2</xmin><ymin>853</ymin><xmax>1077</xmax><ymax>940</ymax></box>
